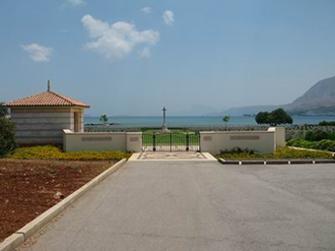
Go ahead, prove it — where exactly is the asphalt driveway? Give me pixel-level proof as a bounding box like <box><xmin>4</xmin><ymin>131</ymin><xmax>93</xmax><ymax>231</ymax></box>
<box><xmin>20</xmin><ymin>161</ymin><xmax>335</xmax><ymax>251</ymax></box>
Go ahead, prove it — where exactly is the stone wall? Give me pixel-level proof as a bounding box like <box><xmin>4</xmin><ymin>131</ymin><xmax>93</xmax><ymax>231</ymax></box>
<box><xmin>199</xmin><ymin>127</ymin><xmax>285</xmax><ymax>154</ymax></box>
<box><xmin>10</xmin><ymin>107</ymin><xmax>84</xmax><ymax>145</ymax></box>
<box><xmin>63</xmin><ymin>130</ymin><xmax>142</xmax><ymax>152</ymax></box>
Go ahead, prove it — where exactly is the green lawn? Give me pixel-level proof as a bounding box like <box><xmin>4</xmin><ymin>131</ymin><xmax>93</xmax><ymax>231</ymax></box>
<box><xmin>142</xmin><ymin>130</ymin><xmax>199</xmax><ymax>146</ymax></box>
<box><xmin>216</xmin><ymin>147</ymin><xmax>334</xmax><ymax>160</ymax></box>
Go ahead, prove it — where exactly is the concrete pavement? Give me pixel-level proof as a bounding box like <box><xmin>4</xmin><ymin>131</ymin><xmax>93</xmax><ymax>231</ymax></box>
<box><xmin>19</xmin><ymin>161</ymin><xmax>335</xmax><ymax>251</ymax></box>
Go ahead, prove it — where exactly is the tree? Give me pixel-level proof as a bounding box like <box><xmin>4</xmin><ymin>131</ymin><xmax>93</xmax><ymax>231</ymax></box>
<box><xmin>222</xmin><ymin>115</ymin><xmax>230</xmax><ymax>128</ymax></box>
<box><xmin>99</xmin><ymin>114</ymin><xmax>109</xmax><ymax>124</ymax></box>
<box><xmin>255</xmin><ymin>108</ymin><xmax>293</xmax><ymax>126</ymax></box>
<box><xmin>0</xmin><ymin>117</ymin><xmax>16</xmax><ymax>156</ymax></box>
<box><xmin>255</xmin><ymin>112</ymin><xmax>269</xmax><ymax>124</ymax></box>
<box><xmin>0</xmin><ymin>102</ymin><xmax>8</xmax><ymax>117</ymax></box>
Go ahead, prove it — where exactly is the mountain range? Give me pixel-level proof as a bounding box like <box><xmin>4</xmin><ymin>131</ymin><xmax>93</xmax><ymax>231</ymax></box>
<box><xmin>222</xmin><ymin>76</ymin><xmax>335</xmax><ymax>116</ymax></box>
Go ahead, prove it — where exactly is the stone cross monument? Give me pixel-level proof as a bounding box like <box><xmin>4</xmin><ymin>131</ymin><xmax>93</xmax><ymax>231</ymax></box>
<box><xmin>161</xmin><ymin>107</ymin><xmax>169</xmax><ymax>132</ymax></box>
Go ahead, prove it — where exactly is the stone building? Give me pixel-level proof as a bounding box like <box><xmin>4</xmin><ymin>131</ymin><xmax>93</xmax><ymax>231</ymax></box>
<box><xmin>6</xmin><ymin>81</ymin><xmax>89</xmax><ymax>145</ymax></box>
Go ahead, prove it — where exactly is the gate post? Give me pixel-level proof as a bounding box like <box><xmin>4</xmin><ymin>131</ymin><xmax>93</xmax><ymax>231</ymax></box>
<box><xmin>153</xmin><ymin>133</ymin><xmax>156</xmax><ymax>152</ymax></box>
<box><xmin>198</xmin><ymin>132</ymin><xmax>201</xmax><ymax>152</ymax></box>
<box><xmin>170</xmin><ymin>133</ymin><xmax>172</xmax><ymax>152</ymax></box>
<box><xmin>186</xmin><ymin>133</ymin><xmax>189</xmax><ymax>151</ymax></box>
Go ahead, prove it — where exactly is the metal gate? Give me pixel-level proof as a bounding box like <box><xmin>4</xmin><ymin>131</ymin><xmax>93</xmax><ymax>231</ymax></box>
<box><xmin>142</xmin><ymin>131</ymin><xmax>200</xmax><ymax>152</ymax></box>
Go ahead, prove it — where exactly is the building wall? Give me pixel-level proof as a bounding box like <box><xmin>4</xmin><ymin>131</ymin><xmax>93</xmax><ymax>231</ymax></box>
<box><xmin>199</xmin><ymin>128</ymin><xmax>282</xmax><ymax>154</ymax></box>
<box><xmin>10</xmin><ymin>106</ymin><xmax>84</xmax><ymax>145</ymax></box>
<box><xmin>63</xmin><ymin>130</ymin><xmax>142</xmax><ymax>152</ymax></box>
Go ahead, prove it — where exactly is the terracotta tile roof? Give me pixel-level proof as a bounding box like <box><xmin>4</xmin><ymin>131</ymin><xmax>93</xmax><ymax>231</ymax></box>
<box><xmin>6</xmin><ymin>91</ymin><xmax>90</xmax><ymax>108</ymax></box>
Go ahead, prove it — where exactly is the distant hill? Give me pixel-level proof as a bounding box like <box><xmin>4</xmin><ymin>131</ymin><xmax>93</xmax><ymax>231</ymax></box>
<box><xmin>220</xmin><ymin>76</ymin><xmax>335</xmax><ymax>116</ymax></box>
<box><xmin>286</xmin><ymin>76</ymin><xmax>335</xmax><ymax>115</ymax></box>
<box><xmin>222</xmin><ymin>105</ymin><xmax>280</xmax><ymax>116</ymax></box>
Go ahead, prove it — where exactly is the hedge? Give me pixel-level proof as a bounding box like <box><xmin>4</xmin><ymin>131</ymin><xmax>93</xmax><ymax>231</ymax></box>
<box><xmin>9</xmin><ymin>145</ymin><xmax>131</xmax><ymax>161</ymax></box>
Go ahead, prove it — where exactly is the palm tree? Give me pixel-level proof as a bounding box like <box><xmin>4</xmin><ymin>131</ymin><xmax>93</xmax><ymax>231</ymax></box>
<box><xmin>99</xmin><ymin>114</ymin><xmax>109</xmax><ymax>125</ymax></box>
<box><xmin>223</xmin><ymin>115</ymin><xmax>230</xmax><ymax>129</ymax></box>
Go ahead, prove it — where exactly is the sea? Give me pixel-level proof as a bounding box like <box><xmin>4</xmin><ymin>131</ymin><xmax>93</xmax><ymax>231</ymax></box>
<box><xmin>85</xmin><ymin>115</ymin><xmax>335</xmax><ymax>129</ymax></box>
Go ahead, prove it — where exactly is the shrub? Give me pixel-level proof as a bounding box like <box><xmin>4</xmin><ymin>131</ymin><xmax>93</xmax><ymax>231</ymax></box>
<box><xmin>316</xmin><ymin>140</ymin><xmax>335</xmax><ymax>152</ymax></box>
<box><xmin>319</xmin><ymin>121</ymin><xmax>335</xmax><ymax>126</ymax></box>
<box><xmin>0</xmin><ymin>117</ymin><xmax>16</xmax><ymax>156</ymax></box>
<box><xmin>216</xmin><ymin>146</ymin><xmax>333</xmax><ymax>160</ymax></box>
<box><xmin>220</xmin><ymin>147</ymin><xmax>254</xmax><ymax>154</ymax></box>
<box><xmin>10</xmin><ymin>145</ymin><xmax>131</xmax><ymax>161</ymax></box>
<box><xmin>0</xmin><ymin>102</ymin><xmax>8</xmax><ymax>117</ymax></box>
<box><xmin>287</xmin><ymin>138</ymin><xmax>316</xmax><ymax>148</ymax></box>
<box><xmin>273</xmin><ymin>147</ymin><xmax>332</xmax><ymax>159</ymax></box>
<box><xmin>287</xmin><ymin>138</ymin><xmax>335</xmax><ymax>152</ymax></box>
<box><xmin>305</xmin><ymin>130</ymin><xmax>329</xmax><ymax>141</ymax></box>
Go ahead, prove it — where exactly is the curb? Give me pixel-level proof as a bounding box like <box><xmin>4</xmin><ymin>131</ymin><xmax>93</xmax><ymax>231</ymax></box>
<box><xmin>218</xmin><ymin>158</ymin><xmax>335</xmax><ymax>165</ymax></box>
<box><xmin>0</xmin><ymin>158</ymin><xmax>127</xmax><ymax>251</ymax></box>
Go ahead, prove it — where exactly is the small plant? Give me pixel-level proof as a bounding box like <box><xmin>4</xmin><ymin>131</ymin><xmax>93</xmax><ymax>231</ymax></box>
<box><xmin>220</xmin><ymin>147</ymin><xmax>254</xmax><ymax>154</ymax></box>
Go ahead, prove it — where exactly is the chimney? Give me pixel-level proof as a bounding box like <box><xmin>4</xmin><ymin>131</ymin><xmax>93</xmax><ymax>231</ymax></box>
<box><xmin>47</xmin><ymin>80</ymin><xmax>51</xmax><ymax>92</ymax></box>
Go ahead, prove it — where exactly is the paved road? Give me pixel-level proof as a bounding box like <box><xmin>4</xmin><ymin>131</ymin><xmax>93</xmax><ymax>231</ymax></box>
<box><xmin>20</xmin><ymin>161</ymin><xmax>335</xmax><ymax>251</ymax></box>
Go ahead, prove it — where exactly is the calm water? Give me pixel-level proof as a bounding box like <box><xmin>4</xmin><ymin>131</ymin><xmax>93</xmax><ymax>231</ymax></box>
<box><xmin>85</xmin><ymin>115</ymin><xmax>335</xmax><ymax>128</ymax></box>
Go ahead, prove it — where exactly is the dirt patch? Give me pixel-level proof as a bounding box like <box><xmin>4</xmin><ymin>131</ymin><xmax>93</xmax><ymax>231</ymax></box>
<box><xmin>0</xmin><ymin>159</ymin><xmax>115</xmax><ymax>241</ymax></box>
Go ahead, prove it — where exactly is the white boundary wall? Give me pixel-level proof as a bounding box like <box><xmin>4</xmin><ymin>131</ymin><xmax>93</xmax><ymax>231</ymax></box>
<box><xmin>63</xmin><ymin>130</ymin><xmax>142</xmax><ymax>152</ymax></box>
<box><xmin>200</xmin><ymin>127</ymin><xmax>285</xmax><ymax>154</ymax></box>
<box><xmin>63</xmin><ymin>127</ymin><xmax>285</xmax><ymax>154</ymax></box>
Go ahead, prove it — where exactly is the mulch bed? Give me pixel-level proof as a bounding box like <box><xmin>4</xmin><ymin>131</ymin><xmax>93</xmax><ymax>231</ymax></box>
<box><xmin>0</xmin><ymin>159</ymin><xmax>114</xmax><ymax>241</ymax></box>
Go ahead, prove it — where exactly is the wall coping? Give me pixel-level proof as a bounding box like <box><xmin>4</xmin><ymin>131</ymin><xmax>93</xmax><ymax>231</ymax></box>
<box><xmin>200</xmin><ymin>127</ymin><xmax>278</xmax><ymax>134</ymax></box>
<box><xmin>199</xmin><ymin>130</ymin><xmax>274</xmax><ymax>134</ymax></box>
<box><xmin>62</xmin><ymin>129</ymin><xmax>141</xmax><ymax>136</ymax></box>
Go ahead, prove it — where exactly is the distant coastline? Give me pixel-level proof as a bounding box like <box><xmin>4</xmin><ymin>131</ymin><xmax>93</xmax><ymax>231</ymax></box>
<box><xmin>84</xmin><ymin>115</ymin><xmax>335</xmax><ymax>129</ymax></box>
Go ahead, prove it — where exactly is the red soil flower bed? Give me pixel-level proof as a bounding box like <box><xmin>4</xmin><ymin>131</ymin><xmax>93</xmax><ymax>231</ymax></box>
<box><xmin>0</xmin><ymin>159</ymin><xmax>114</xmax><ymax>241</ymax></box>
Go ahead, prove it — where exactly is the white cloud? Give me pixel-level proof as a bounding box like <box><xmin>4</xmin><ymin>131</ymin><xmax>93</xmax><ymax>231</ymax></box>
<box><xmin>163</xmin><ymin>10</ymin><xmax>174</xmax><ymax>25</ymax></box>
<box><xmin>65</xmin><ymin>0</ymin><xmax>85</xmax><ymax>6</ymax></box>
<box><xmin>139</xmin><ymin>47</ymin><xmax>151</xmax><ymax>58</ymax></box>
<box><xmin>141</xmin><ymin>6</ymin><xmax>152</xmax><ymax>14</ymax></box>
<box><xmin>81</xmin><ymin>15</ymin><xmax>159</xmax><ymax>60</ymax></box>
<box><xmin>21</xmin><ymin>43</ymin><xmax>53</xmax><ymax>62</ymax></box>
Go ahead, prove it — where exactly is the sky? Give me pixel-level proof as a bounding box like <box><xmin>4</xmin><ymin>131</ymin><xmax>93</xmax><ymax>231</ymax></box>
<box><xmin>1</xmin><ymin>0</ymin><xmax>335</xmax><ymax>116</ymax></box>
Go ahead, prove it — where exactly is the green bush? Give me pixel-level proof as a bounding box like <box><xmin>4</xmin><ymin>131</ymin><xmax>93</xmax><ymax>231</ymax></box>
<box><xmin>316</xmin><ymin>140</ymin><xmax>335</xmax><ymax>152</ymax></box>
<box><xmin>319</xmin><ymin>121</ymin><xmax>335</xmax><ymax>126</ymax></box>
<box><xmin>217</xmin><ymin>147</ymin><xmax>333</xmax><ymax>160</ymax></box>
<box><xmin>10</xmin><ymin>145</ymin><xmax>131</xmax><ymax>161</ymax></box>
<box><xmin>305</xmin><ymin>130</ymin><xmax>329</xmax><ymax>141</ymax></box>
<box><xmin>0</xmin><ymin>117</ymin><xmax>16</xmax><ymax>157</ymax></box>
<box><xmin>274</xmin><ymin>147</ymin><xmax>332</xmax><ymax>159</ymax></box>
<box><xmin>287</xmin><ymin>138</ymin><xmax>315</xmax><ymax>148</ymax></box>
<box><xmin>287</xmin><ymin>138</ymin><xmax>335</xmax><ymax>152</ymax></box>
<box><xmin>0</xmin><ymin>102</ymin><xmax>8</xmax><ymax>117</ymax></box>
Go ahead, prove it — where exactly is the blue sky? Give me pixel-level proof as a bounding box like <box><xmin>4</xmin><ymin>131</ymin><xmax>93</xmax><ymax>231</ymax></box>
<box><xmin>1</xmin><ymin>0</ymin><xmax>335</xmax><ymax>115</ymax></box>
